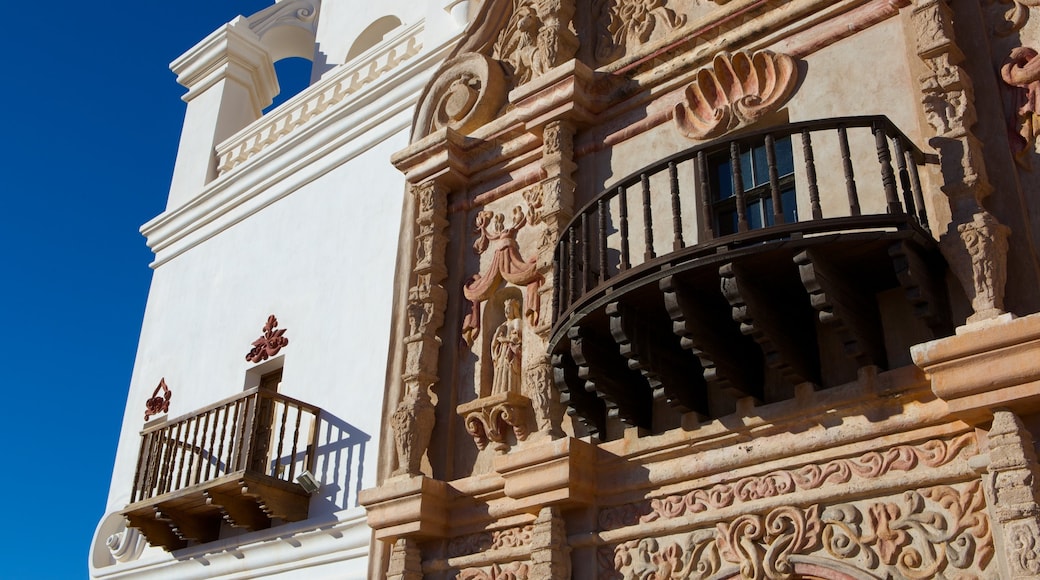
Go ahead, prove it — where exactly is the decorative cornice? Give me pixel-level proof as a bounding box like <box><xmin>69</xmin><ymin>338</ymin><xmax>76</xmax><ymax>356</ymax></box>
<box><xmin>142</xmin><ymin>27</ymin><xmax>459</xmax><ymax>269</ymax></box>
<box><xmin>170</xmin><ymin>18</ymin><xmax>278</xmax><ymax>112</ymax></box>
<box><xmin>216</xmin><ymin>22</ymin><xmax>424</xmax><ymax>175</ymax></box>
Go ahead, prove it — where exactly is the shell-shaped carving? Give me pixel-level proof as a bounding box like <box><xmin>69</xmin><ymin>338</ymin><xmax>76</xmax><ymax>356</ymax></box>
<box><xmin>413</xmin><ymin>53</ymin><xmax>507</xmax><ymax>140</ymax></box>
<box><xmin>674</xmin><ymin>50</ymin><xmax>798</xmax><ymax>140</ymax></box>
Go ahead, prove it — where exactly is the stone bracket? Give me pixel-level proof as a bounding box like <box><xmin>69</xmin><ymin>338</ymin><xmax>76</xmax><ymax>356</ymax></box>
<box><xmin>493</xmin><ymin>437</ymin><xmax>596</xmax><ymax>510</ymax></box>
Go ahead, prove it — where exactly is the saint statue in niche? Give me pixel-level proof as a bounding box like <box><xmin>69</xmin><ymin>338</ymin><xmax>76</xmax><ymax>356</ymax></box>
<box><xmin>491</xmin><ymin>299</ymin><xmax>523</xmax><ymax>395</ymax></box>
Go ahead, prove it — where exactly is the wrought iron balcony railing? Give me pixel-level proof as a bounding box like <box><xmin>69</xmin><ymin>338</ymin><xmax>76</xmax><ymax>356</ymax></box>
<box><xmin>123</xmin><ymin>387</ymin><xmax>321</xmax><ymax>550</ymax></box>
<box><xmin>550</xmin><ymin>116</ymin><xmax>950</xmax><ymax>440</ymax></box>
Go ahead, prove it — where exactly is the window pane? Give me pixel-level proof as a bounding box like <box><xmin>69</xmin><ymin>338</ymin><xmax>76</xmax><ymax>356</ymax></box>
<box><xmin>740</xmin><ymin>149</ymin><xmax>753</xmax><ymax>189</ymax></box>
<box><xmin>748</xmin><ymin>199</ymin><xmax>763</xmax><ymax>230</ymax></box>
<box><xmin>718</xmin><ymin>208</ymin><xmax>737</xmax><ymax>235</ymax></box>
<box><xmin>782</xmin><ymin>188</ymin><xmax>797</xmax><ymax>223</ymax></box>
<box><xmin>776</xmin><ymin>136</ymin><xmax>794</xmax><ymax>177</ymax></box>
<box><xmin>753</xmin><ymin>145</ymin><xmax>769</xmax><ymax>188</ymax></box>
<box><xmin>714</xmin><ymin>159</ymin><xmax>734</xmax><ymax>200</ymax></box>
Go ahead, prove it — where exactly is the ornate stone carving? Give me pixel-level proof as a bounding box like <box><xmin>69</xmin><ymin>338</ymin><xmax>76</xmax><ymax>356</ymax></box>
<box><xmin>985</xmin><ymin>409</ymin><xmax>1040</xmax><ymax>577</ymax></box>
<box><xmin>951</xmin><ymin>211</ymin><xmax>1011</xmax><ymax>323</ymax></box>
<box><xmin>457</xmin><ymin>562</ymin><xmax>530</xmax><ymax>580</ymax></box>
<box><xmin>413</xmin><ymin>53</ymin><xmax>507</xmax><ymax>139</ymax></box>
<box><xmin>458</xmin><ymin>391</ymin><xmax>530</xmax><ymax>452</ymax></box>
<box><xmin>986</xmin><ymin>0</ymin><xmax>1040</xmax><ymax>36</ymax></box>
<box><xmin>246</xmin><ymin>315</ymin><xmax>289</xmax><ymax>363</ymax></box>
<box><xmin>524</xmin><ymin>356</ymin><xmax>560</xmax><ymax>435</ymax></box>
<box><xmin>599</xmin><ymin>434</ymin><xmax>977</xmax><ymax>529</ymax></box>
<box><xmin>391</xmin><ymin>383</ymin><xmax>436</xmax><ymax>476</ymax></box>
<box><xmin>491</xmin><ymin>0</ymin><xmax>577</xmax><ymax>85</ymax></box>
<box><xmin>1001</xmin><ymin>47</ymin><xmax>1040</xmax><ymax>169</ymax></box>
<box><xmin>144</xmin><ymin>378</ymin><xmax>172</xmax><ymax>421</ymax></box>
<box><xmin>387</xmin><ymin>538</ymin><xmax>423</xmax><ymax>580</ymax></box>
<box><xmin>913</xmin><ymin>0</ymin><xmax>1011</xmax><ymax>324</ymax></box>
<box><xmin>674</xmin><ymin>50</ymin><xmax>798</xmax><ymax>141</ymax></box>
<box><xmin>492</xmin><ymin>299</ymin><xmax>524</xmax><ymax>395</ymax></box>
<box><xmin>393</xmin><ymin>181</ymin><xmax>450</xmax><ymax>476</ymax></box>
<box><xmin>530</xmin><ymin>507</ymin><xmax>570</xmax><ymax>580</ymax></box>
<box><xmin>462</xmin><ymin>206</ymin><xmax>542</xmax><ymax>346</ymax></box>
<box><xmin>595</xmin><ymin>0</ymin><xmax>687</xmax><ymax>64</ymax></box>
<box><xmin>608</xmin><ymin>482</ymin><xmax>993</xmax><ymax>579</ymax></box>
<box><xmin>449</xmin><ymin>524</ymin><xmax>535</xmax><ymax>557</ymax></box>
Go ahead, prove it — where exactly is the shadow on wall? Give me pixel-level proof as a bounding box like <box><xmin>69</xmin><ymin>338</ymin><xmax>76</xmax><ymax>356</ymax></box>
<box><xmin>309</xmin><ymin>411</ymin><xmax>370</xmax><ymax>517</ymax></box>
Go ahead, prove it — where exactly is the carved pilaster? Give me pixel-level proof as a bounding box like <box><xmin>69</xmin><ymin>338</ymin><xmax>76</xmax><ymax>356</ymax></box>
<box><xmin>393</xmin><ymin>180</ymin><xmax>450</xmax><ymax>477</ymax></box>
<box><xmin>986</xmin><ymin>409</ymin><xmax>1040</xmax><ymax>578</ymax></box>
<box><xmin>912</xmin><ymin>0</ymin><xmax>1011</xmax><ymax>324</ymax></box>
<box><xmin>387</xmin><ymin>538</ymin><xmax>423</xmax><ymax>580</ymax></box>
<box><xmin>529</xmin><ymin>507</ymin><xmax>570</xmax><ymax>580</ymax></box>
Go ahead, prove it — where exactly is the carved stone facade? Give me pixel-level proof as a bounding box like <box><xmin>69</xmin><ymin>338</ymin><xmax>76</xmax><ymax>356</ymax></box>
<box><xmin>362</xmin><ymin>0</ymin><xmax>1040</xmax><ymax>577</ymax></box>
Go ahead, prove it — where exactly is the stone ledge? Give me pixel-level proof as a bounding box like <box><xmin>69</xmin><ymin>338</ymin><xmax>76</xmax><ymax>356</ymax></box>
<box><xmin>493</xmin><ymin>437</ymin><xmax>596</xmax><ymax>510</ymax></box>
<box><xmin>359</xmin><ymin>475</ymin><xmax>451</xmax><ymax>541</ymax></box>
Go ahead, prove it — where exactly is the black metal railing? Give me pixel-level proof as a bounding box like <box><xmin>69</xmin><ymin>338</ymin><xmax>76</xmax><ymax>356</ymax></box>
<box><xmin>552</xmin><ymin>116</ymin><xmax>930</xmax><ymax>329</ymax></box>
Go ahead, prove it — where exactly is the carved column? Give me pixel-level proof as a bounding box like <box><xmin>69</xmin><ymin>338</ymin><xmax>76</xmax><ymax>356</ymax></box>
<box><xmin>529</xmin><ymin>506</ymin><xmax>571</xmax><ymax>579</ymax></box>
<box><xmin>985</xmin><ymin>409</ymin><xmax>1040</xmax><ymax>578</ymax></box>
<box><xmin>912</xmin><ymin>0</ymin><xmax>1011</xmax><ymax>324</ymax></box>
<box><xmin>393</xmin><ymin>180</ymin><xmax>449</xmax><ymax>476</ymax></box>
<box><xmin>524</xmin><ymin>119</ymin><xmax>578</xmax><ymax>439</ymax></box>
<box><xmin>386</xmin><ymin>538</ymin><xmax>424</xmax><ymax>580</ymax></box>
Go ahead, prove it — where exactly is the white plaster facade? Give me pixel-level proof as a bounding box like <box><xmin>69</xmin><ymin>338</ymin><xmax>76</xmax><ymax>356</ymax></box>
<box><xmin>89</xmin><ymin>1</ymin><xmax>465</xmax><ymax>577</ymax></box>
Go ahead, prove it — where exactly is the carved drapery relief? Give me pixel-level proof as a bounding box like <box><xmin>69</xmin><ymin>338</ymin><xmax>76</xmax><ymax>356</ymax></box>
<box><xmin>392</xmin><ymin>181</ymin><xmax>449</xmax><ymax>477</ymax></box>
<box><xmin>144</xmin><ymin>378</ymin><xmax>172</xmax><ymax>421</ymax></box>
<box><xmin>246</xmin><ymin>314</ymin><xmax>289</xmax><ymax>363</ymax></box>
<box><xmin>674</xmin><ymin>50</ymin><xmax>799</xmax><ymax>140</ymax></box>
<box><xmin>984</xmin><ymin>409</ymin><xmax>1040</xmax><ymax>577</ymax></box>
<box><xmin>913</xmin><ymin>0</ymin><xmax>1011</xmax><ymax>324</ymax></box>
<box><xmin>457</xmin><ymin>562</ymin><xmax>530</xmax><ymax>579</ymax></box>
<box><xmin>1001</xmin><ymin>47</ymin><xmax>1040</xmax><ymax>169</ymax></box>
<box><xmin>594</xmin><ymin>0</ymin><xmax>687</xmax><ymax>64</ymax></box>
<box><xmin>599</xmin><ymin>433</ymin><xmax>977</xmax><ymax>530</ymax></box>
<box><xmin>462</xmin><ymin>206</ymin><xmax>542</xmax><ymax>346</ymax></box>
<box><xmin>606</xmin><ymin>482</ymin><xmax>993</xmax><ymax>579</ymax></box>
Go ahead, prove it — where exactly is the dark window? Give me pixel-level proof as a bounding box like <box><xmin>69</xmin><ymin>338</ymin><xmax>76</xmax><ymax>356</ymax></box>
<box><xmin>709</xmin><ymin>136</ymin><xmax>797</xmax><ymax>235</ymax></box>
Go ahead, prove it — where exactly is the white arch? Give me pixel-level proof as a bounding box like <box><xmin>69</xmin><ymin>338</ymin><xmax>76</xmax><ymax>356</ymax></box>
<box><xmin>345</xmin><ymin>15</ymin><xmax>404</xmax><ymax>61</ymax></box>
<box><xmin>247</xmin><ymin>0</ymin><xmax>320</xmax><ymax>62</ymax></box>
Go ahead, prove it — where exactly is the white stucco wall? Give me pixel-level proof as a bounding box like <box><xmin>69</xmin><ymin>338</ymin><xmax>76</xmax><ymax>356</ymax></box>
<box><xmin>90</xmin><ymin>0</ymin><xmax>462</xmax><ymax>577</ymax></box>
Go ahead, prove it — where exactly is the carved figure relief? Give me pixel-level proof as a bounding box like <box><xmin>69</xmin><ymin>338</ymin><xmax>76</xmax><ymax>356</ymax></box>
<box><xmin>1001</xmin><ymin>47</ymin><xmax>1040</xmax><ymax>169</ymax></box>
<box><xmin>391</xmin><ymin>383</ymin><xmax>436</xmax><ymax>476</ymax></box>
<box><xmin>958</xmin><ymin>211</ymin><xmax>1011</xmax><ymax>321</ymax></box>
<box><xmin>143</xmin><ymin>378</ymin><xmax>172</xmax><ymax>421</ymax></box>
<box><xmin>674</xmin><ymin>50</ymin><xmax>799</xmax><ymax>140</ymax></box>
<box><xmin>607</xmin><ymin>481</ymin><xmax>993</xmax><ymax>579</ymax></box>
<box><xmin>492</xmin><ymin>299</ymin><xmax>524</xmax><ymax>395</ymax></box>
<box><xmin>462</xmin><ymin>207</ymin><xmax>542</xmax><ymax>346</ymax></box>
<box><xmin>595</xmin><ymin>0</ymin><xmax>687</xmax><ymax>64</ymax></box>
<box><xmin>246</xmin><ymin>315</ymin><xmax>289</xmax><ymax>363</ymax></box>
<box><xmin>493</xmin><ymin>0</ymin><xmax>549</xmax><ymax>85</ymax></box>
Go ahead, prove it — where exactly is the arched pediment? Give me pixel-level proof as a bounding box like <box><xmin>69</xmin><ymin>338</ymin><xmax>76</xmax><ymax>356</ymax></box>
<box><xmin>246</xmin><ymin>0</ymin><xmax>319</xmax><ymax>62</ymax></box>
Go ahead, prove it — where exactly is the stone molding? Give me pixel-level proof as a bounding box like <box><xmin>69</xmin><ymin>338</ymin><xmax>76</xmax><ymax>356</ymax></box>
<box><xmin>911</xmin><ymin>311</ymin><xmax>1040</xmax><ymax>422</ymax></box>
<box><xmin>599</xmin><ymin>433</ymin><xmax>978</xmax><ymax>531</ymax></box>
<box><xmin>216</xmin><ymin>22</ymin><xmax>424</xmax><ymax>175</ymax></box>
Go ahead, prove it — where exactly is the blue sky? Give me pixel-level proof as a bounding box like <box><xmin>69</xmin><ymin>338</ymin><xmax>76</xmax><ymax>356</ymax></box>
<box><xmin>0</xmin><ymin>2</ymin><xmax>307</xmax><ymax>576</ymax></box>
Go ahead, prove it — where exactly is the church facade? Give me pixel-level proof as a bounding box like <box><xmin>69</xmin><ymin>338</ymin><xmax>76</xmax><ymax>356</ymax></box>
<box><xmin>95</xmin><ymin>0</ymin><xmax>1040</xmax><ymax>578</ymax></box>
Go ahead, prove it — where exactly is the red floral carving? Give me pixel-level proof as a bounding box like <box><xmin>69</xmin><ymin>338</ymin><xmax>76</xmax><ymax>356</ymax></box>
<box><xmin>246</xmin><ymin>315</ymin><xmax>289</xmax><ymax>363</ymax></box>
<box><xmin>144</xmin><ymin>378</ymin><xmax>172</xmax><ymax>421</ymax></box>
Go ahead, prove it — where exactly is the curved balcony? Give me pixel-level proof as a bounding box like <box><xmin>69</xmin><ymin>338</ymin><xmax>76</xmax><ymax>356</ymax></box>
<box><xmin>550</xmin><ymin>116</ymin><xmax>951</xmax><ymax>440</ymax></box>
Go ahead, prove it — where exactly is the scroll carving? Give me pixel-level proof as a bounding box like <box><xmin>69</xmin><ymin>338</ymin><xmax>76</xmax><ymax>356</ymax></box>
<box><xmin>449</xmin><ymin>524</ymin><xmax>535</xmax><ymax>558</ymax></box>
<box><xmin>413</xmin><ymin>53</ymin><xmax>507</xmax><ymax>139</ymax></box>
<box><xmin>674</xmin><ymin>51</ymin><xmax>798</xmax><ymax>141</ymax></box>
<box><xmin>462</xmin><ymin>206</ymin><xmax>542</xmax><ymax>346</ymax></box>
<box><xmin>986</xmin><ymin>0</ymin><xmax>1040</xmax><ymax>36</ymax></box>
<box><xmin>144</xmin><ymin>378</ymin><xmax>172</xmax><ymax>421</ymax></box>
<box><xmin>457</xmin><ymin>562</ymin><xmax>530</xmax><ymax>580</ymax></box>
<box><xmin>1001</xmin><ymin>47</ymin><xmax>1040</xmax><ymax>169</ymax></box>
<box><xmin>599</xmin><ymin>434</ymin><xmax>976</xmax><ymax>529</ymax></box>
<box><xmin>460</xmin><ymin>391</ymin><xmax>530</xmax><ymax>452</ymax></box>
<box><xmin>246</xmin><ymin>315</ymin><xmax>289</xmax><ymax>363</ymax></box>
<box><xmin>106</xmin><ymin>524</ymin><xmax>146</xmax><ymax>563</ymax></box>
<box><xmin>594</xmin><ymin>0</ymin><xmax>687</xmax><ymax>64</ymax></box>
<box><xmin>608</xmin><ymin>482</ymin><xmax>993</xmax><ymax>578</ymax></box>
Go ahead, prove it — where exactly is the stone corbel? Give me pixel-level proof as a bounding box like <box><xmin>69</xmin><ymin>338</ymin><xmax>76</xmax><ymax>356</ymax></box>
<box><xmin>493</xmin><ymin>437</ymin><xmax>597</xmax><ymax>511</ymax></box>
<box><xmin>457</xmin><ymin>391</ymin><xmax>531</xmax><ymax>452</ymax></box>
